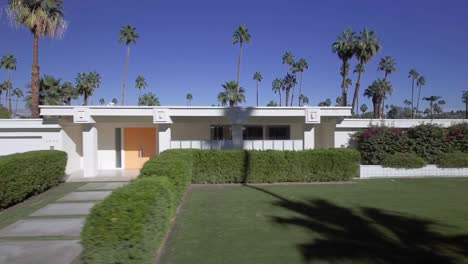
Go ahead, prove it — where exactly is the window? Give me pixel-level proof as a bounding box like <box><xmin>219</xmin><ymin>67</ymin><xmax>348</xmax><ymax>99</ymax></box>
<box><xmin>266</xmin><ymin>126</ymin><xmax>290</xmax><ymax>140</ymax></box>
<box><xmin>210</xmin><ymin>125</ymin><xmax>232</xmax><ymax>140</ymax></box>
<box><xmin>243</xmin><ymin>126</ymin><xmax>263</xmax><ymax>140</ymax></box>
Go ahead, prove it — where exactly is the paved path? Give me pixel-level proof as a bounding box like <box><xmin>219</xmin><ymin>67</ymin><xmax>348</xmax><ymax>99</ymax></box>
<box><xmin>0</xmin><ymin>181</ymin><xmax>128</xmax><ymax>264</ymax></box>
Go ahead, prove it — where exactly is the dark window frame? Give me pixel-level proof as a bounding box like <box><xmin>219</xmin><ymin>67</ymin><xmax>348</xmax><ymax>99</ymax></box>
<box><xmin>266</xmin><ymin>125</ymin><xmax>290</xmax><ymax>140</ymax></box>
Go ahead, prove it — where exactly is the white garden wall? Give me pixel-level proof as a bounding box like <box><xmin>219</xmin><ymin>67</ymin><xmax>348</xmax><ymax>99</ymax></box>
<box><xmin>360</xmin><ymin>165</ymin><xmax>468</xmax><ymax>179</ymax></box>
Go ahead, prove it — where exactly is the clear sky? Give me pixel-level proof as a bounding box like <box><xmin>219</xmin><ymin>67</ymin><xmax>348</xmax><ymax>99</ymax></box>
<box><xmin>0</xmin><ymin>0</ymin><xmax>467</xmax><ymax>110</ymax></box>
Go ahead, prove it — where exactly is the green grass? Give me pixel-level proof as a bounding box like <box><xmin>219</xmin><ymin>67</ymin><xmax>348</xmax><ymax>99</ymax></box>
<box><xmin>0</xmin><ymin>182</ymin><xmax>85</xmax><ymax>230</ymax></box>
<box><xmin>160</xmin><ymin>178</ymin><xmax>468</xmax><ymax>264</ymax></box>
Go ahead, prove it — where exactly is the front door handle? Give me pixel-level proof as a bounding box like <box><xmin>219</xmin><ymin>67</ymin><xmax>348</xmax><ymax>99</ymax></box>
<box><xmin>139</xmin><ymin>145</ymin><xmax>143</xmax><ymax>158</ymax></box>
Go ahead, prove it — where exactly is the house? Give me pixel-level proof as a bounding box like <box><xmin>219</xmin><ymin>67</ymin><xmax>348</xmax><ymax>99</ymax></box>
<box><xmin>0</xmin><ymin>105</ymin><xmax>465</xmax><ymax>178</ymax></box>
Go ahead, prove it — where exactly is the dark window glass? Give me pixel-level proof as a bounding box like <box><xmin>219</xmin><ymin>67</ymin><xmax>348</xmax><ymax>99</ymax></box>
<box><xmin>243</xmin><ymin>126</ymin><xmax>263</xmax><ymax>140</ymax></box>
<box><xmin>210</xmin><ymin>125</ymin><xmax>232</xmax><ymax>140</ymax></box>
<box><xmin>267</xmin><ymin>126</ymin><xmax>290</xmax><ymax>140</ymax></box>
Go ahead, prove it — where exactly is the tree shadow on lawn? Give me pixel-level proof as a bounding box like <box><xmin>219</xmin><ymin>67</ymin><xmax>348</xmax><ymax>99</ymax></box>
<box><xmin>245</xmin><ymin>185</ymin><xmax>468</xmax><ymax>264</ymax></box>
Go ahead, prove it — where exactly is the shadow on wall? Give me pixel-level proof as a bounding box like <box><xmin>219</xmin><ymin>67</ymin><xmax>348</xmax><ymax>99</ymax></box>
<box><xmin>245</xmin><ymin>185</ymin><xmax>468</xmax><ymax>264</ymax></box>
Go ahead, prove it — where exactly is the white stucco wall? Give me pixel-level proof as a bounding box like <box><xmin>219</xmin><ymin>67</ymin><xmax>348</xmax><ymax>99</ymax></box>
<box><xmin>61</xmin><ymin>124</ymin><xmax>83</xmax><ymax>173</ymax></box>
<box><xmin>96</xmin><ymin>125</ymin><xmax>117</xmax><ymax>170</ymax></box>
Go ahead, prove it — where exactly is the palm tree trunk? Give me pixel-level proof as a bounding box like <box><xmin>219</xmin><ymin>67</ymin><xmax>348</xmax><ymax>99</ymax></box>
<box><xmin>290</xmin><ymin>85</ymin><xmax>295</xmax><ymax>107</ymax></box>
<box><xmin>138</xmin><ymin>89</ymin><xmax>141</xmax><ymax>106</ymax></box>
<box><xmin>84</xmin><ymin>92</ymin><xmax>88</xmax><ymax>106</ymax></box>
<box><xmin>411</xmin><ymin>79</ymin><xmax>415</xmax><ymax>119</ymax></box>
<box><xmin>351</xmin><ymin>64</ymin><xmax>363</xmax><ymax>115</ymax></box>
<box><xmin>465</xmin><ymin>101</ymin><xmax>468</xmax><ymax>119</ymax></box>
<box><xmin>236</xmin><ymin>42</ymin><xmax>243</xmax><ymax>91</ymax></box>
<box><xmin>416</xmin><ymin>86</ymin><xmax>421</xmax><ymax>117</ymax></box>
<box><xmin>122</xmin><ymin>45</ymin><xmax>130</xmax><ymax>105</ymax></box>
<box><xmin>256</xmin><ymin>81</ymin><xmax>259</xmax><ymax>106</ymax></box>
<box><xmin>340</xmin><ymin>60</ymin><xmax>347</xmax><ymax>106</ymax></box>
<box><xmin>279</xmin><ymin>92</ymin><xmax>282</xmax><ymax>107</ymax></box>
<box><xmin>285</xmin><ymin>89</ymin><xmax>289</xmax><ymax>107</ymax></box>
<box><xmin>31</xmin><ymin>31</ymin><xmax>40</xmax><ymax>118</ymax></box>
<box><xmin>15</xmin><ymin>98</ymin><xmax>18</xmax><ymax>114</ymax></box>
<box><xmin>298</xmin><ymin>71</ymin><xmax>303</xmax><ymax>106</ymax></box>
<box><xmin>381</xmin><ymin>97</ymin><xmax>385</xmax><ymax>119</ymax></box>
<box><xmin>7</xmin><ymin>70</ymin><xmax>12</xmax><ymax>112</ymax></box>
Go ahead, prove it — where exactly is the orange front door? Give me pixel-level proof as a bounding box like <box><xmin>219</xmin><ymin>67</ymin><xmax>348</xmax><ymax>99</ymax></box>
<box><xmin>124</xmin><ymin>127</ymin><xmax>157</xmax><ymax>169</ymax></box>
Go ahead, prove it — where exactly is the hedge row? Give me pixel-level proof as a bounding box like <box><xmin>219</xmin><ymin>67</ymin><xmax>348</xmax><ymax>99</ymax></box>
<box><xmin>382</xmin><ymin>152</ymin><xmax>426</xmax><ymax>169</ymax></box>
<box><xmin>353</xmin><ymin>123</ymin><xmax>468</xmax><ymax>165</ymax></box>
<box><xmin>81</xmin><ymin>148</ymin><xmax>360</xmax><ymax>264</ymax></box>
<box><xmin>0</xmin><ymin>150</ymin><xmax>67</xmax><ymax>209</ymax></box>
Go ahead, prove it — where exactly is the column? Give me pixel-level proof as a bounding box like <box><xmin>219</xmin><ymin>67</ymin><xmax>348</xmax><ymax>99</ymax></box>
<box><xmin>158</xmin><ymin>124</ymin><xmax>171</xmax><ymax>154</ymax></box>
<box><xmin>232</xmin><ymin>124</ymin><xmax>243</xmax><ymax>149</ymax></box>
<box><xmin>303</xmin><ymin>124</ymin><xmax>315</xmax><ymax>150</ymax></box>
<box><xmin>82</xmin><ymin>124</ymin><xmax>98</xmax><ymax>177</ymax></box>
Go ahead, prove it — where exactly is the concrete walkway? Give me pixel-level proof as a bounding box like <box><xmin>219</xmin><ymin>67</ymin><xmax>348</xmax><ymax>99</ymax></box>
<box><xmin>0</xmin><ymin>181</ymin><xmax>128</xmax><ymax>264</ymax></box>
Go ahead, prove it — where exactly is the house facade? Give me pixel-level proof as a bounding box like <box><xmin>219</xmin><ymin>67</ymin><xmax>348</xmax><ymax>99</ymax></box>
<box><xmin>0</xmin><ymin>105</ymin><xmax>465</xmax><ymax>178</ymax></box>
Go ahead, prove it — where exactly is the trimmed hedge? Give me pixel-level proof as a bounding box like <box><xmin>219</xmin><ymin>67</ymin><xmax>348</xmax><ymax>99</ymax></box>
<box><xmin>436</xmin><ymin>152</ymin><xmax>468</xmax><ymax>168</ymax></box>
<box><xmin>0</xmin><ymin>150</ymin><xmax>67</xmax><ymax>209</ymax></box>
<box><xmin>247</xmin><ymin>149</ymin><xmax>360</xmax><ymax>182</ymax></box>
<box><xmin>382</xmin><ymin>152</ymin><xmax>426</xmax><ymax>169</ymax></box>
<box><xmin>81</xmin><ymin>177</ymin><xmax>174</xmax><ymax>264</ymax></box>
<box><xmin>192</xmin><ymin>150</ymin><xmax>246</xmax><ymax>183</ymax></box>
<box><xmin>0</xmin><ymin>106</ymin><xmax>11</xmax><ymax>119</ymax></box>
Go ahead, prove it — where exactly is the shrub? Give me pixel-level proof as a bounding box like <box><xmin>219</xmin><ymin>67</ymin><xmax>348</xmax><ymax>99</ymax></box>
<box><xmin>81</xmin><ymin>177</ymin><xmax>173</xmax><ymax>264</ymax></box>
<box><xmin>382</xmin><ymin>152</ymin><xmax>426</xmax><ymax>169</ymax></box>
<box><xmin>436</xmin><ymin>152</ymin><xmax>468</xmax><ymax>168</ymax></box>
<box><xmin>445</xmin><ymin>123</ymin><xmax>468</xmax><ymax>153</ymax></box>
<box><xmin>407</xmin><ymin>124</ymin><xmax>446</xmax><ymax>163</ymax></box>
<box><xmin>0</xmin><ymin>106</ymin><xmax>10</xmax><ymax>119</ymax></box>
<box><xmin>0</xmin><ymin>150</ymin><xmax>67</xmax><ymax>209</ymax></box>
<box><xmin>247</xmin><ymin>149</ymin><xmax>361</xmax><ymax>182</ymax></box>
<box><xmin>352</xmin><ymin>126</ymin><xmax>408</xmax><ymax>165</ymax></box>
<box><xmin>192</xmin><ymin>150</ymin><xmax>246</xmax><ymax>183</ymax></box>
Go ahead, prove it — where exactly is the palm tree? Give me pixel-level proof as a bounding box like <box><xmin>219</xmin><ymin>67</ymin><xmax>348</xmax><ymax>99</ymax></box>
<box><xmin>437</xmin><ymin>99</ymin><xmax>446</xmax><ymax>113</ymax></box>
<box><xmin>403</xmin><ymin>99</ymin><xmax>412</xmax><ymax>118</ymax></box>
<box><xmin>360</xmin><ymin>104</ymin><xmax>368</xmax><ymax>115</ymax></box>
<box><xmin>119</xmin><ymin>25</ymin><xmax>139</xmax><ymax>105</ymax></box>
<box><xmin>232</xmin><ymin>25</ymin><xmax>251</xmax><ymax>87</ymax></box>
<box><xmin>336</xmin><ymin>96</ymin><xmax>343</xmax><ymax>106</ymax></box>
<box><xmin>353</xmin><ymin>64</ymin><xmax>365</xmax><ymax>110</ymax></box>
<box><xmin>99</xmin><ymin>98</ymin><xmax>105</xmax><ymax>105</ymax></box>
<box><xmin>282</xmin><ymin>51</ymin><xmax>295</xmax><ymax>71</ymax></box>
<box><xmin>40</xmin><ymin>75</ymin><xmax>62</xmax><ymax>105</ymax></box>
<box><xmin>293</xmin><ymin>58</ymin><xmax>309</xmax><ymax>106</ymax></box>
<box><xmin>139</xmin><ymin>92</ymin><xmax>160</xmax><ymax>106</ymax></box>
<box><xmin>283</xmin><ymin>73</ymin><xmax>296</xmax><ymax>107</ymax></box>
<box><xmin>299</xmin><ymin>94</ymin><xmax>309</xmax><ymax>106</ymax></box>
<box><xmin>88</xmin><ymin>71</ymin><xmax>101</xmax><ymax>105</ymax></box>
<box><xmin>408</xmin><ymin>69</ymin><xmax>419</xmax><ymax>118</ymax></box>
<box><xmin>266</xmin><ymin>100</ymin><xmax>278</xmax><ymax>107</ymax></box>
<box><xmin>423</xmin><ymin>96</ymin><xmax>441</xmax><ymax>119</ymax></box>
<box><xmin>135</xmin><ymin>75</ymin><xmax>147</xmax><ymax>105</ymax></box>
<box><xmin>12</xmin><ymin>88</ymin><xmax>23</xmax><ymax>113</ymax></box>
<box><xmin>416</xmin><ymin>76</ymin><xmax>426</xmax><ymax>116</ymax></box>
<box><xmin>364</xmin><ymin>79</ymin><xmax>393</xmax><ymax>118</ymax></box>
<box><xmin>377</xmin><ymin>56</ymin><xmax>396</xmax><ymax>116</ymax></box>
<box><xmin>351</xmin><ymin>28</ymin><xmax>381</xmax><ymax>115</ymax></box>
<box><xmin>0</xmin><ymin>54</ymin><xmax>17</xmax><ymax>112</ymax></box>
<box><xmin>253</xmin><ymin>72</ymin><xmax>263</xmax><ymax>106</ymax></box>
<box><xmin>111</xmin><ymin>98</ymin><xmax>118</xmax><ymax>105</ymax></box>
<box><xmin>272</xmin><ymin>78</ymin><xmax>283</xmax><ymax>106</ymax></box>
<box><xmin>76</xmin><ymin>73</ymin><xmax>91</xmax><ymax>105</ymax></box>
<box><xmin>61</xmin><ymin>81</ymin><xmax>76</xmax><ymax>105</ymax></box>
<box><xmin>462</xmin><ymin>91</ymin><xmax>468</xmax><ymax>119</ymax></box>
<box><xmin>332</xmin><ymin>28</ymin><xmax>356</xmax><ymax>106</ymax></box>
<box><xmin>8</xmin><ymin>0</ymin><xmax>67</xmax><ymax>117</ymax></box>
<box><xmin>186</xmin><ymin>93</ymin><xmax>193</xmax><ymax>106</ymax></box>
<box><xmin>318</xmin><ymin>99</ymin><xmax>332</xmax><ymax>106</ymax></box>
<box><xmin>0</xmin><ymin>82</ymin><xmax>6</xmax><ymax>106</ymax></box>
<box><xmin>218</xmin><ymin>81</ymin><xmax>246</xmax><ymax>107</ymax></box>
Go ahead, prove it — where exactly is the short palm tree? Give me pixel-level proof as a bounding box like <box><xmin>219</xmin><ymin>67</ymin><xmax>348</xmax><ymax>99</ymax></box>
<box><xmin>8</xmin><ymin>0</ymin><xmax>67</xmax><ymax>117</ymax></box>
<box><xmin>111</xmin><ymin>98</ymin><xmax>118</xmax><ymax>105</ymax></box>
<box><xmin>232</xmin><ymin>25</ymin><xmax>251</xmax><ymax>87</ymax></box>
<box><xmin>88</xmin><ymin>71</ymin><xmax>101</xmax><ymax>105</ymax></box>
<box><xmin>403</xmin><ymin>99</ymin><xmax>412</xmax><ymax>118</ymax></box>
<box><xmin>119</xmin><ymin>25</ymin><xmax>139</xmax><ymax>105</ymax></box>
<box><xmin>272</xmin><ymin>78</ymin><xmax>283</xmax><ymax>106</ymax></box>
<box><xmin>266</xmin><ymin>100</ymin><xmax>278</xmax><ymax>107</ymax></box>
<box><xmin>283</xmin><ymin>73</ymin><xmax>296</xmax><ymax>107</ymax></box>
<box><xmin>351</xmin><ymin>28</ymin><xmax>381</xmax><ymax>115</ymax></box>
<box><xmin>61</xmin><ymin>81</ymin><xmax>76</xmax><ymax>105</ymax></box>
<box><xmin>408</xmin><ymin>69</ymin><xmax>419</xmax><ymax>118</ymax></box>
<box><xmin>0</xmin><ymin>82</ymin><xmax>6</xmax><ymax>106</ymax></box>
<box><xmin>139</xmin><ymin>92</ymin><xmax>160</xmax><ymax>106</ymax></box>
<box><xmin>360</xmin><ymin>104</ymin><xmax>368</xmax><ymax>116</ymax></box>
<box><xmin>462</xmin><ymin>91</ymin><xmax>468</xmax><ymax>119</ymax></box>
<box><xmin>423</xmin><ymin>96</ymin><xmax>441</xmax><ymax>119</ymax></box>
<box><xmin>99</xmin><ymin>98</ymin><xmax>105</xmax><ymax>105</ymax></box>
<box><xmin>186</xmin><ymin>93</ymin><xmax>193</xmax><ymax>106</ymax></box>
<box><xmin>41</xmin><ymin>75</ymin><xmax>62</xmax><ymax>105</ymax></box>
<box><xmin>293</xmin><ymin>58</ymin><xmax>309</xmax><ymax>106</ymax></box>
<box><xmin>0</xmin><ymin>54</ymin><xmax>17</xmax><ymax>112</ymax></box>
<box><xmin>135</xmin><ymin>75</ymin><xmax>147</xmax><ymax>105</ymax></box>
<box><xmin>218</xmin><ymin>81</ymin><xmax>246</xmax><ymax>107</ymax></box>
<box><xmin>253</xmin><ymin>72</ymin><xmax>263</xmax><ymax>106</ymax></box>
<box><xmin>332</xmin><ymin>28</ymin><xmax>356</xmax><ymax>106</ymax></box>
<box><xmin>437</xmin><ymin>99</ymin><xmax>446</xmax><ymax>112</ymax></box>
<box><xmin>416</xmin><ymin>76</ymin><xmax>426</xmax><ymax>115</ymax></box>
<box><xmin>364</xmin><ymin>79</ymin><xmax>393</xmax><ymax>118</ymax></box>
<box><xmin>299</xmin><ymin>94</ymin><xmax>309</xmax><ymax>106</ymax></box>
<box><xmin>12</xmin><ymin>88</ymin><xmax>23</xmax><ymax>113</ymax></box>
<box><xmin>76</xmin><ymin>73</ymin><xmax>92</xmax><ymax>105</ymax></box>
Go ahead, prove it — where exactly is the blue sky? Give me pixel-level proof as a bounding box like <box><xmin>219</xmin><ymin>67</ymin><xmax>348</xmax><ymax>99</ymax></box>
<box><xmin>0</xmin><ymin>0</ymin><xmax>467</xmax><ymax>109</ymax></box>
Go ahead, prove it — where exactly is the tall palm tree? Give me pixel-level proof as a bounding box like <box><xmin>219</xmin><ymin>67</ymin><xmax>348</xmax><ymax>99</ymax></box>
<box><xmin>253</xmin><ymin>72</ymin><xmax>263</xmax><ymax>106</ymax></box>
<box><xmin>462</xmin><ymin>91</ymin><xmax>468</xmax><ymax>119</ymax></box>
<box><xmin>351</xmin><ymin>28</ymin><xmax>381</xmax><ymax>115</ymax></box>
<box><xmin>0</xmin><ymin>54</ymin><xmax>17</xmax><ymax>112</ymax></box>
<box><xmin>272</xmin><ymin>78</ymin><xmax>283</xmax><ymax>106</ymax></box>
<box><xmin>293</xmin><ymin>58</ymin><xmax>309</xmax><ymax>106</ymax></box>
<box><xmin>282</xmin><ymin>51</ymin><xmax>295</xmax><ymax>71</ymax></box>
<box><xmin>8</xmin><ymin>0</ymin><xmax>67</xmax><ymax>117</ymax></box>
<box><xmin>12</xmin><ymin>88</ymin><xmax>23</xmax><ymax>113</ymax></box>
<box><xmin>135</xmin><ymin>75</ymin><xmax>147</xmax><ymax>105</ymax></box>
<box><xmin>88</xmin><ymin>71</ymin><xmax>101</xmax><ymax>105</ymax></box>
<box><xmin>76</xmin><ymin>73</ymin><xmax>91</xmax><ymax>105</ymax></box>
<box><xmin>332</xmin><ymin>28</ymin><xmax>356</xmax><ymax>106</ymax></box>
<box><xmin>423</xmin><ymin>96</ymin><xmax>441</xmax><ymax>119</ymax></box>
<box><xmin>283</xmin><ymin>73</ymin><xmax>296</xmax><ymax>107</ymax></box>
<box><xmin>232</xmin><ymin>25</ymin><xmax>251</xmax><ymax>88</ymax></box>
<box><xmin>353</xmin><ymin>64</ymin><xmax>365</xmax><ymax>110</ymax></box>
<box><xmin>408</xmin><ymin>69</ymin><xmax>419</xmax><ymax>118</ymax></box>
<box><xmin>364</xmin><ymin>79</ymin><xmax>393</xmax><ymax>118</ymax></box>
<box><xmin>61</xmin><ymin>81</ymin><xmax>76</xmax><ymax>105</ymax></box>
<box><xmin>99</xmin><ymin>98</ymin><xmax>105</xmax><ymax>105</ymax></box>
<box><xmin>416</xmin><ymin>76</ymin><xmax>426</xmax><ymax>116</ymax></box>
<box><xmin>186</xmin><ymin>93</ymin><xmax>193</xmax><ymax>106</ymax></box>
<box><xmin>139</xmin><ymin>92</ymin><xmax>160</xmax><ymax>106</ymax></box>
<box><xmin>119</xmin><ymin>25</ymin><xmax>139</xmax><ymax>105</ymax></box>
<box><xmin>377</xmin><ymin>56</ymin><xmax>396</xmax><ymax>117</ymax></box>
<box><xmin>218</xmin><ymin>81</ymin><xmax>246</xmax><ymax>107</ymax></box>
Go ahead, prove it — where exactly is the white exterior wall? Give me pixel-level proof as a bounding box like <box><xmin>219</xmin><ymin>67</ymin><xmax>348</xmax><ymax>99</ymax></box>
<box><xmin>61</xmin><ymin>124</ymin><xmax>83</xmax><ymax>173</ymax></box>
<box><xmin>96</xmin><ymin>125</ymin><xmax>117</xmax><ymax>170</ymax></box>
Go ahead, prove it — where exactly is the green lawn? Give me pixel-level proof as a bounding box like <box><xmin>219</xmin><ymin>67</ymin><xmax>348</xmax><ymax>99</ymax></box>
<box><xmin>160</xmin><ymin>178</ymin><xmax>468</xmax><ymax>264</ymax></box>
